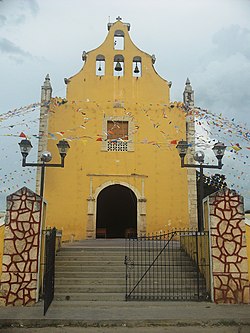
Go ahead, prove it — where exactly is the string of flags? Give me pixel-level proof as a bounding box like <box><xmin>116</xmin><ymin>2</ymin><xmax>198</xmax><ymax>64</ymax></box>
<box><xmin>0</xmin><ymin>99</ymin><xmax>249</xmax><ymax>199</ymax></box>
<box><xmin>1</xmin><ymin>99</ymin><xmax>249</xmax><ymax>159</ymax></box>
<box><xmin>1</xmin><ymin>99</ymin><xmax>249</xmax><ymax>142</ymax></box>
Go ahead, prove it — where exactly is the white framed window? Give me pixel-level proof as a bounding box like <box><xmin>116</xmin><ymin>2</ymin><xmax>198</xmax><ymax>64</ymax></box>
<box><xmin>102</xmin><ymin>116</ymin><xmax>134</xmax><ymax>152</ymax></box>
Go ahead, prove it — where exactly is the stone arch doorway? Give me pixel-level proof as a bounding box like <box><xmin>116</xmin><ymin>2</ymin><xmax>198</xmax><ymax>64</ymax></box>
<box><xmin>96</xmin><ymin>184</ymin><xmax>137</xmax><ymax>238</ymax></box>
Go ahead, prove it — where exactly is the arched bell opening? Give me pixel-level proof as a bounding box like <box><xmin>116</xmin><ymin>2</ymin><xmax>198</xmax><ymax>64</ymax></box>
<box><xmin>96</xmin><ymin>54</ymin><xmax>105</xmax><ymax>76</ymax></box>
<box><xmin>114</xmin><ymin>54</ymin><xmax>124</xmax><ymax>77</ymax></box>
<box><xmin>133</xmin><ymin>56</ymin><xmax>141</xmax><ymax>77</ymax></box>
<box><xmin>114</xmin><ymin>30</ymin><xmax>125</xmax><ymax>50</ymax></box>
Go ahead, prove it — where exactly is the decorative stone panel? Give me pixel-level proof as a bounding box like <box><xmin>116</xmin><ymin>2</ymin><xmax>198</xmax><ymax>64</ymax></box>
<box><xmin>0</xmin><ymin>187</ymin><xmax>43</xmax><ymax>306</ymax></box>
<box><xmin>208</xmin><ymin>188</ymin><xmax>250</xmax><ymax>304</ymax></box>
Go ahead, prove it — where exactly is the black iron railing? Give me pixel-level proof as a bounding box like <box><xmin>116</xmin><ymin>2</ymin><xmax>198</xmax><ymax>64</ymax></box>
<box><xmin>125</xmin><ymin>230</ymin><xmax>210</xmax><ymax>301</ymax></box>
<box><xmin>43</xmin><ymin>227</ymin><xmax>56</xmax><ymax>315</ymax></box>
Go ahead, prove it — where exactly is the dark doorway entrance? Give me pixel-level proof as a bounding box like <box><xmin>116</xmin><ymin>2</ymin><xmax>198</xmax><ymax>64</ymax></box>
<box><xmin>96</xmin><ymin>184</ymin><xmax>137</xmax><ymax>238</ymax></box>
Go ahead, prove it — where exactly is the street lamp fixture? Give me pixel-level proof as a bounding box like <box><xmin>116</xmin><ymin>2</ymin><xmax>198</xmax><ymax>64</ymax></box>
<box><xmin>212</xmin><ymin>142</ymin><xmax>227</xmax><ymax>167</ymax></box>
<box><xmin>19</xmin><ymin>139</ymin><xmax>70</xmax><ymax>198</ymax></box>
<box><xmin>56</xmin><ymin>139</ymin><xmax>70</xmax><ymax>157</ymax></box>
<box><xmin>19</xmin><ymin>139</ymin><xmax>33</xmax><ymax>157</ymax></box>
<box><xmin>176</xmin><ymin>140</ymin><xmax>226</xmax><ymax>231</ymax></box>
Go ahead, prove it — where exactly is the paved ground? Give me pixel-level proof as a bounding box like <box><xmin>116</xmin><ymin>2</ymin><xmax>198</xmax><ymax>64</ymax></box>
<box><xmin>1</xmin><ymin>326</ymin><xmax>250</xmax><ymax>333</ymax></box>
<box><xmin>0</xmin><ymin>300</ymin><xmax>249</xmax><ymax>330</ymax></box>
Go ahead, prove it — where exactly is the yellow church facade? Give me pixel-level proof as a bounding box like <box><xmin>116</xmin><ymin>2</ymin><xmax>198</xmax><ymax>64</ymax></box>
<box><xmin>38</xmin><ymin>18</ymin><xmax>197</xmax><ymax>241</ymax></box>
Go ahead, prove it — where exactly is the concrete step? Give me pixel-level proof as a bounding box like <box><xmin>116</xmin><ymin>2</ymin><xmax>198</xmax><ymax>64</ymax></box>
<box><xmin>54</xmin><ymin>290</ymin><xmax>204</xmax><ymax>302</ymax></box>
<box><xmin>59</xmin><ymin>248</ymin><xmax>182</xmax><ymax>254</ymax></box>
<box><xmin>51</xmin><ymin>300</ymin><xmax>131</xmax><ymax>307</ymax></box>
<box><xmin>55</xmin><ymin>267</ymin><xmax>197</xmax><ymax>279</ymax></box>
<box><xmin>58</xmin><ymin>247</ymin><xmax>125</xmax><ymax>255</ymax></box>
<box><xmin>54</xmin><ymin>292</ymin><xmax>125</xmax><ymax>301</ymax></box>
<box><xmin>55</xmin><ymin>271</ymin><xmax>124</xmax><ymax>278</ymax></box>
<box><xmin>55</xmin><ymin>277</ymin><xmax>125</xmax><ymax>285</ymax></box>
<box><xmin>58</xmin><ymin>250</ymin><xmax>121</xmax><ymax>254</ymax></box>
<box><xmin>55</xmin><ymin>284</ymin><xmax>126</xmax><ymax>293</ymax></box>
<box><xmin>56</xmin><ymin>259</ymin><xmax>125</xmax><ymax>264</ymax></box>
<box><xmin>126</xmin><ymin>294</ymin><xmax>202</xmax><ymax>301</ymax></box>
<box><xmin>55</xmin><ymin>264</ymin><xmax>125</xmax><ymax>271</ymax></box>
<box><xmin>56</xmin><ymin>259</ymin><xmax>194</xmax><ymax>266</ymax></box>
<box><xmin>55</xmin><ymin>277</ymin><xmax>203</xmax><ymax>286</ymax></box>
<box><xmin>55</xmin><ymin>264</ymin><xmax>197</xmax><ymax>274</ymax></box>
<box><xmin>54</xmin><ymin>283</ymin><xmax>205</xmax><ymax>294</ymax></box>
<box><xmin>56</xmin><ymin>253</ymin><xmax>125</xmax><ymax>261</ymax></box>
<box><xmin>55</xmin><ymin>265</ymin><xmax>125</xmax><ymax>275</ymax></box>
<box><xmin>58</xmin><ymin>248</ymin><xmax>182</xmax><ymax>253</ymax></box>
<box><xmin>56</xmin><ymin>256</ymin><xmax>125</xmax><ymax>262</ymax></box>
<box><xmin>57</xmin><ymin>254</ymin><xmax>190</xmax><ymax>260</ymax></box>
<box><xmin>50</xmin><ymin>300</ymin><xmax>129</xmax><ymax>307</ymax></box>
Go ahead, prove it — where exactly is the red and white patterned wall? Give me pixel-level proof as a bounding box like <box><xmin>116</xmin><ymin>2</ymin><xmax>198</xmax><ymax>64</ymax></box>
<box><xmin>208</xmin><ymin>188</ymin><xmax>250</xmax><ymax>304</ymax></box>
<box><xmin>0</xmin><ymin>187</ymin><xmax>43</xmax><ymax>306</ymax></box>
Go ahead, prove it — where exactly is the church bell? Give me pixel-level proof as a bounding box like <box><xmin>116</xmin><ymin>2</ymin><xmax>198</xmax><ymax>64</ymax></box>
<box><xmin>134</xmin><ymin>62</ymin><xmax>139</xmax><ymax>74</ymax></box>
<box><xmin>115</xmin><ymin>61</ymin><xmax>122</xmax><ymax>71</ymax></box>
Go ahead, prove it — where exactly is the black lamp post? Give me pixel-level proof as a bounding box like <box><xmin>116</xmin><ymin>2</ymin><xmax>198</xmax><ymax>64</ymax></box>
<box><xmin>176</xmin><ymin>140</ymin><xmax>226</xmax><ymax>231</ymax></box>
<box><xmin>19</xmin><ymin>139</ymin><xmax>70</xmax><ymax>198</ymax></box>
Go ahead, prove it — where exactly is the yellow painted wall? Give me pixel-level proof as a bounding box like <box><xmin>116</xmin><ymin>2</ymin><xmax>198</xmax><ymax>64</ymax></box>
<box><xmin>43</xmin><ymin>20</ymin><xmax>190</xmax><ymax>240</ymax></box>
<box><xmin>67</xmin><ymin>21</ymin><xmax>170</xmax><ymax>105</ymax></box>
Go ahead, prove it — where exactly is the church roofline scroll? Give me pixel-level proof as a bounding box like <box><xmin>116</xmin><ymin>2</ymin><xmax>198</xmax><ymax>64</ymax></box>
<box><xmin>67</xmin><ymin>19</ymin><xmax>170</xmax><ymax>85</ymax></box>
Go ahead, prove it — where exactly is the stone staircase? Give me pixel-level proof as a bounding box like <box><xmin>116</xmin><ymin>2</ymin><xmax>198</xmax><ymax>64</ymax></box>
<box><xmin>54</xmin><ymin>239</ymin><xmax>207</xmax><ymax>304</ymax></box>
<box><xmin>54</xmin><ymin>240</ymin><xmax>125</xmax><ymax>302</ymax></box>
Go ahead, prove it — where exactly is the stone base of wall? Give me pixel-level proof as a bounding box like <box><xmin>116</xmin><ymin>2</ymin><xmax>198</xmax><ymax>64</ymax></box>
<box><xmin>0</xmin><ymin>272</ymin><xmax>37</xmax><ymax>306</ymax></box>
<box><xmin>208</xmin><ymin>188</ymin><xmax>250</xmax><ymax>304</ymax></box>
<box><xmin>213</xmin><ymin>273</ymin><xmax>250</xmax><ymax>304</ymax></box>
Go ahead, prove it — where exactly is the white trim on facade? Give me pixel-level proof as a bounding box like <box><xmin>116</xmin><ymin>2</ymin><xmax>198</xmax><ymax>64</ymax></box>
<box><xmin>86</xmin><ymin>180</ymin><xmax>146</xmax><ymax>238</ymax></box>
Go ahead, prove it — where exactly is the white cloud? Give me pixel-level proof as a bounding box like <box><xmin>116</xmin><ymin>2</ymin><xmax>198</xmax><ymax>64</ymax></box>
<box><xmin>0</xmin><ymin>14</ymin><xmax>6</xmax><ymax>27</ymax></box>
<box><xmin>193</xmin><ymin>25</ymin><xmax>250</xmax><ymax>124</ymax></box>
<box><xmin>0</xmin><ymin>0</ymin><xmax>40</xmax><ymax>62</ymax></box>
<box><xmin>0</xmin><ymin>0</ymin><xmax>39</xmax><ymax>26</ymax></box>
<box><xmin>195</xmin><ymin>53</ymin><xmax>250</xmax><ymax>118</ymax></box>
<box><xmin>0</xmin><ymin>37</ymin><xmax>34</xmax><ymax>62</ymax></box>
<box><xmin>212</xmin><ymin>25</ymin><xmax>250</xmax><ymax>60</ymax></box>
